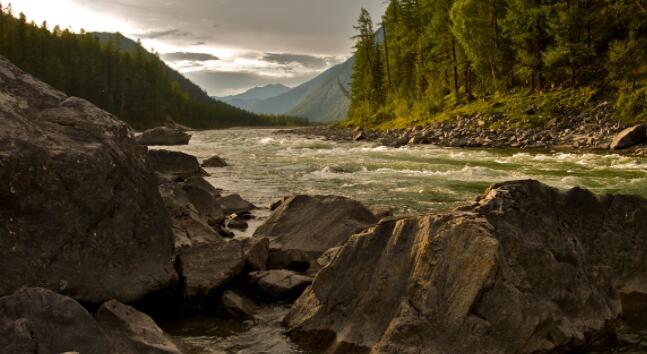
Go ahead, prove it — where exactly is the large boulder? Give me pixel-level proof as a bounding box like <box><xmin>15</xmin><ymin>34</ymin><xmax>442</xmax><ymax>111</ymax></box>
<box><xmin>218</xmin><ymin>291</ymin><xmax>259</xmax><ymax>319</ymax></box>
<box><xmin>217</xmin><ymin>193</ymin><xmax>257</xmax><ymax>215</ymax></box>
<box><xmin>0</xmin><ymin>56</ymin><xmax>176</xmax><ymax>303</ymax></box>
<box><xmin>148</xmin><ymin>149</ymin><xmax>208</xmax><ymax>180</ymax></box>
<box><xmin>95</xmin><ymin>300</ymin><xmax>182</xmax><ymax>354</ymax></box>
<box><xmin>0</xmin><ymin>288</ymin><xmax>112</xmax><ymax>354</ymax></box>
<box><xmin>610</xmin><ymin>124</ymin><xmax>647</xmax><ymax>149</ymax></box>
<box><xmin>202</xmin><ymin>154</ymin><xmax>228</xmax><ymax>168</ymax></box>
<box><xmin>253</xmin><ymin>195</ymin><xmax>377</xmax><ymax>268</ymax></box>
<box><xmin>136</xmin><ymin>127</ymin><xmax>191</xmax><ymax>146</ymax></box>
<box><xmin>285</xmin><ymin>180</ymin><xmax>631</xmax><ymax>353</ymax></box>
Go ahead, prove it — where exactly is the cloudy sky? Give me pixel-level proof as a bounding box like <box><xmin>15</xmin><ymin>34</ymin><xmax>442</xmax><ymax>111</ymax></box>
<box><xmin>9</xmin><ymin>0</ymin><xmax>387</xmax><ymax>96</ymax></box>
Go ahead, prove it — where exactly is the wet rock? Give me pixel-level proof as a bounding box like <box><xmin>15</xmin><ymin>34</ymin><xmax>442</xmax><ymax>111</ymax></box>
<box><xmin>218</xmin><ymin>291</ymin><xmax>259</xmax><ymax>319</ymax></box>
<box><xmin>253</xmin><ymin>195</ymin><xmax>377</xmax><ymax>268</ymax></box>
<box><xmin>354</xmin><ymin>131</ymin><xmax>366</xmax><ymax>141</ymax></box>
<box><xmin>0</xmin><ymin>288</ymin><xmax>111</xmax><ymax>354</ymax></box>
<box><xmin>95</xmin><ymin>300</ymin><xmax>182</xmax><ymax>354</ymax></box>
<box><xmin>177</xmin><ymin>177</ymin><xmax>225</xmax><ymax>226</ymax></box>
<box><xmin>217</xmin><ymin>193</ymin><xmax>256</xmax><ymax>215</ymax></box>
<box><xmin>0</xmin><ymin>56</ymin><xmax>176</xmax><ymax>303</ymax></box>
<box><xmin>249</xmin><ymin>270</ymin><xmax>313</xmax><ymax>302</ymax></box>
<box><xmin>148</xmin><ymin>149</ymin><xmax>208</xmax><ymax>180</ymax></box>
<box><xmin>270</xmin><ymin>198</ymin><xmax>287</xmax><ymax>211</ymax></box>
<box><xmin>286</xmin><ymin>180</ymin><xmax>626</xmax><ymax>354</ymax></box>
<box><xmin>136</xmin><ymin>127</ymin><xmax>191</xmax><ymax>146</ymax></box>
<box><xmin>178</xmin><ymin>239</ymin><xmax>245</xmax><ymax>309</ymax></box>
<box><xmin>202</xmin><ymin>155</ymin><xmax>228</xmax><ymax>168</ymax></box>
<box><xmin>610</xmin><ymin>124</ymin><xmax>647</xmax><ymax>150</ymax></box>
<box><xmin>244</xmin><ymin>237</ymin><xmax>270</xmax><ymax>271</ymax></box>
<box><xmin>226</xmin><ymin>213</ymin><xmax>249</xmax><ymax>230</ymax></box>
<box><xmin>267</xmin><ymin>249</ymin><xmax>311</xmax><ymax>272</ymax></box>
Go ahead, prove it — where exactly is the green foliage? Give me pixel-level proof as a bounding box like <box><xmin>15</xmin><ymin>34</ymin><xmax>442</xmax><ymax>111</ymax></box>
<box><xmin>0</xmin><ymin>8</ymin><xmax>306</xmax><ymax>129</ymax></box>
<box><xmin>615</xmin><ymin>86</ymin><xmax>647</xmax><ymax>124</ymax></box>
<box><xmin>346</xmin><ymin>0</ymin><xmax>647</xmax><ymax>129</ymax></box>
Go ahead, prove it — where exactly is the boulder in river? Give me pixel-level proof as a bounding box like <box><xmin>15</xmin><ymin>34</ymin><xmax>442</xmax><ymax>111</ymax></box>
<box><xmin>218</xmin><ymin>291</ymin><xmax>259</xmax><ymax>319</ymax></box>
<box><xmin>202</xmin><ymin>155</ymin><xmax>228</xmax><ymax>168</ymax></box>
<box><xmin>253</xmin><ymin>195</ymin><xmax>377</xmax><ymax>269</ymax></box>
<box><xmin>148</xmin><ymin>149</ymin><xmax>208</xmax><ymax>180</ymax></box>
<box><xmin>610</xmin><ymin>124</ymin><xmax>647</xmax><ymax>150</ymax></box>
<box><xmin>217</xmin><ymin>193</ymin><xmax>257</xmax><ymax>214</ymax></box>
<box><xmin>285</xmin><ymin>180</ymin><xmax>627</xmax><ymax>353</ymax></box>
<box><xmin>0</xmin><ymin>288</ymin><xmax>112</xmax><ymax>354</ymax></box>
<box><xmin>95</xmin><ymin>300</ymin><xmax>182</xmax><ymax>354</ymax></box>
<box><xmin>244</xmin><ymin>237</ymin><xmax>270</xmax><ymax>271</ymax></box>
<box><xmin>249</xmin><ymin>270</ymin><xmax>313</xmax><ymax>302</ymax></box>
<box><xmin>0</xmin><ymin>56</ymin><xmax>176</xmax><ymax>304</ymax></box>
<box><xmin>136</xmin><ymin>127</ymin><xmax>192</xmax><ymax>146</ymax></box>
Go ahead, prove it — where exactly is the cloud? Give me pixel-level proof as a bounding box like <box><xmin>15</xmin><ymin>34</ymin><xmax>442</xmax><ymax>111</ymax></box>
<box><xmin>262</xmin><ymin>53</ymin><xmax>339</xmax><ymax>69</ymax></box>
<box><xmin>161</xmin><ymin>52</ymin><xmax>220</xmax><ymax>62</ymax></box>
<box><xmin>185</xmin><ymin>69</ymin><xmax>319</xmax><ymax>96</ymax></box>
<box><xmin>137</xmin><ymin>28</ymin><xmax>190</xmax><ymax>39</ymax></box>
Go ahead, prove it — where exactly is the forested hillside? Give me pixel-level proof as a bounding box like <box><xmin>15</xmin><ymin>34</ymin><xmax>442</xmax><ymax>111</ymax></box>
<box><xmin>347</xmin><ymin>0</ymin><xmax>647</xmax><ymax>129</ymax></box>
<box><xmin>0</xmin><ymin>6</ymin><xmax>306</xmax><ymax>129</ymax></box>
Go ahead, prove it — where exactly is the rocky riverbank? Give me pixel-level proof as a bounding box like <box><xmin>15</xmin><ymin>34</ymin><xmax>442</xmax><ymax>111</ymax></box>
<box><xmin>2</xmin><ymin>54</ymin><xmax>647</xmax><ymax>354</ymax></box>
<box><xmin>282</xmin><ymin>108</ymin><xmax>647</xmax><ymax>156</ymax></box>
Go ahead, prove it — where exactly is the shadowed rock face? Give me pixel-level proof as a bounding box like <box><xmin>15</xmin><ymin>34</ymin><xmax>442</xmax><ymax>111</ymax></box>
<box><xmin>285</xmin><ymin>180</ymin><xmax>645</xmax><ymax>354</ymax></box>
<box><xmin>0</xmin><ymin>56</ymin><xmax>176</xmax><ymax>304</ymax></box>
<box><xmin>136</xmin><ymin>127</ymin><xmax>191</xmax><ymax>146</ymax></box>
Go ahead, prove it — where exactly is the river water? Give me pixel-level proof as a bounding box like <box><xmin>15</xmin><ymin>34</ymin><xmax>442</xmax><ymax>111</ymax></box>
<box><xmin>161</xmin><ymin>128</ymin><xmax>647</xmax><ymax>353</ymax></box>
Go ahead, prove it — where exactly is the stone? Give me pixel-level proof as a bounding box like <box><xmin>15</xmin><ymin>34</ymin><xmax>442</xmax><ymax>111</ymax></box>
<box><xmin>267</xmin><ymin>249</ymin><xmax>311</xmax><ymax>272</ymax></box>
<box><xmin>148</xmin><ymin>149</ymin><xmax>208</xmax><ymax>180</ymax></box>
<box><xmin>226</xmin><ymin>213</ymin><xmax>249</xmax><ymax>230</ymax></box>
<box><xmin>218</xmin><ymin>291</ymin><xmax>259</xmax><ymax>319</ymax></box>
<box><xmin>610</xmin><ymin>124</ymin><xmax>647</xmax><ymax>150</ymax></box>
<box><xmin>244</xmin><ymin>237</ymin><xmax>270</xmax><ymax>271</ymax></box>
<box><xmin>178</xmin><ymin>239</ymin><xmax>245</xmax><ymax>308</ymax></box>
<box><xmin>285</xmin><ymin>180</ymin><xmax>629</xmax><ymax>354</ymax></box>
<box><xmin>249</xmin><ymin>270</ymin><xmax>313</xmax><ymax>302</ymax></box>
<box><xmin>0</xmin><ymin>288</ymin><xmax>111</xmax><ymax>354</ymax></box>
<box><xmin>217</xmin><ymin>193</ymin><xmax>256</xmax><ymax>214</ymax></box>
<box><xmin>253</xmin><ymin>195</ymin><xmax>377</xmax><ymax>268</ymax></box>
<box><xmin>0</xmin><ymin>56</ymin><xmax>176</xmax><ymax>303</ymax></box>
<box><xmin>95</xmin><ymin>300</ymin><xmax>182</xmax><ymax>354</ymax></box>
<box><xmin>202</xmin><ymin>155</ymin><xmax>228</xmax><ymax>168</ymax></box>
<box><xmin>136</xmin><ymin>127</ymin><xmax>191</xmax><ymax>146</ymax></box>
<box><xmin>354</xmin><ymin>131</ymin><xmax>366</xmax><ymax>141</ymax></box>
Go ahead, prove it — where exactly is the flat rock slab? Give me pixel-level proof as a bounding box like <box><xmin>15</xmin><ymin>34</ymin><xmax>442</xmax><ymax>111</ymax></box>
<box><xmin>249</xmin><ymin>270</ymin><xmax>313</xmax><ymax>302</ymax></box>
<box><xmin>95</xmin><ymin>300</ymin><xmax>182</xmax><ymax>354</ymax></box>
<box><xmin>0</xmin><ymin>56</ymin><xmax>176</xmax><ymax>303</ymax></box>
<box><xmin>137</xmin><ymin>127</ymin><xmax>191</xmax><ymax>146</ymax></box>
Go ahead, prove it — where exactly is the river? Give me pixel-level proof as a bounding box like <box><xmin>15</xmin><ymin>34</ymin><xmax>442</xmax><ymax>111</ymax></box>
<box><xmin>160</xmin><ymin>128</ymin><xmax>647</xmax><ymax>354</ymax></box>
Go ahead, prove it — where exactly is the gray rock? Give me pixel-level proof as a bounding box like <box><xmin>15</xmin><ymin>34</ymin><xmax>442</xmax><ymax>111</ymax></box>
<box><xmin>610</xmin><ymin>124</ymin><xmax>647</xmax><ymax>149</ymax></box>
<box><xmin>179</xmin><ymin>239</ymin><xmax>245</xmax><ymax>308</ymax></box>
<box><xmin>226</xmin><ymin>213</ymin><xmax>249</xmax><ymax>230</ymax></box>
<box><xmin>285</xmin><ymin>180</ymin><xmax>627</xmax><ymax>353</ymax></box>
<box><xmin>202</xmin><ymin>155</ymin><xmax>228</xmax><ymax>168</ymax></box>
<box><xmin>249</xmin><ymin>270</ymin><xmax>313</xmax><ymax>302</ymax></box>
<box><xmin>0</xmin><ymin>56</ymin><xmax>176</xmax><ymax>303</ymax></box>
<box><xmin>218</xmin><ymin>291</ymin><xmax>259</xmax><ymax>319</ymax></box>
<box><xmin>244</xmin><ymin>237</ymin><xmax>270</xmax><ymax>271</ymax></box>
<box><xmin>253</xmin><ymin>195</ymin><xmax>377</xmax><ymax>269</ymax></box>
<box><xmin>0</xmin><ymin>288</ymin><xmax>111</xmax><ymax>354</ymax></box>
<box><xmin>95</xmin><ymin>300</ymin><xmax>182</xmax><ymax>354</ymax></box>
<box><xmin>148</xmin><ymin>149</ymin><xmax>208</xmax><ymax>180</ymax></box>
<box><xmin>136</xmin><ymin>127</ymin><xmax>191</xmax><ymax>146</ymax></box>
<box><xmin>217</xmin><ymin>193</ymin><xmax>256</xmax><ymax>214</ymax></box>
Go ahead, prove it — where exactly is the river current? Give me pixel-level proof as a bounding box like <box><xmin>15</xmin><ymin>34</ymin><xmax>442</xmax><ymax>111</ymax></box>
<box><xmin>161</xmin><ymin>128</ymin><xmax>647</xmax><ymax>353</ymax></box>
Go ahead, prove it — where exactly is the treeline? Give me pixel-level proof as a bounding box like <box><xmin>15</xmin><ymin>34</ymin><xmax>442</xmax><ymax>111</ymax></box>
<box><xmin>349</xmin><ymin>0</ymin><xmax>646</xmax><ymax>125</ymax></box>
<box><xmin>0</xmin><ymin>5</ymin><xmax>307</xmax><ymax>129</ymax></box>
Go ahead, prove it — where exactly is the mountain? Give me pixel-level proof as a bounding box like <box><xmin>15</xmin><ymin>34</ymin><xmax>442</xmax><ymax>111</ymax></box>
<box><xmin>246</xmin><ymin>57</ymin><xmax>354</xmax><ymax>122</ymax></box>
<box><xmin>93</xmin><ymin>32</ymin><xmax>212</xmax><ymax>103</ymax></box>
<box><xmin>216</xmin><ymin>84</ymin><xmax>291</xmax><ymax>111</ymax></box>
